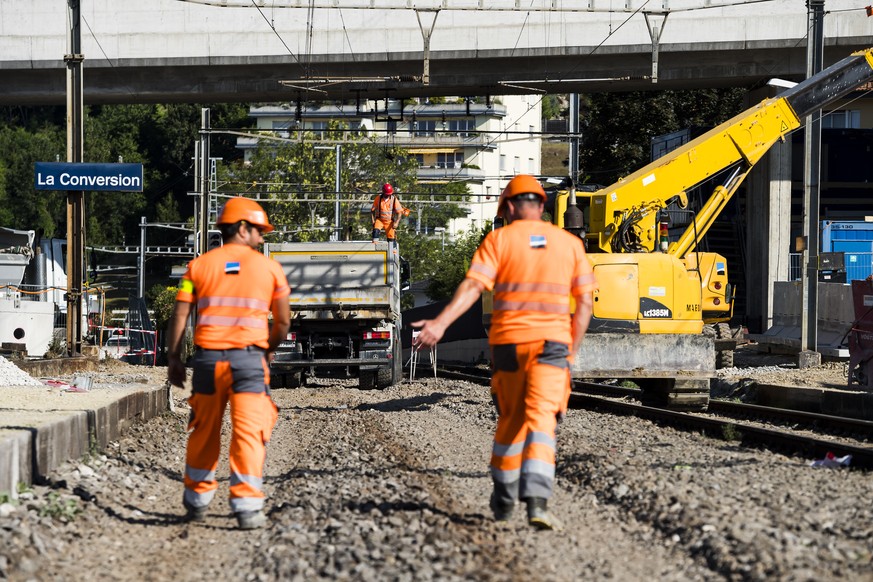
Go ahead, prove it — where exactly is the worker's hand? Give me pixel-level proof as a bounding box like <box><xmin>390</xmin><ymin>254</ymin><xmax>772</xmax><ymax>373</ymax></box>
<box><xmin>392</xmin><ymin>222</ymin><xmax>400</xmax><ymax>230</ymax></box>
<box><xmin>411</xmin><ymin>319</ymin><xmax>446</xmax><ymax>350</ymax></box>
<box><xmin>167</xmin><ymin>355</ymin><xmax>187</xmax><ymax>388</ymax></box>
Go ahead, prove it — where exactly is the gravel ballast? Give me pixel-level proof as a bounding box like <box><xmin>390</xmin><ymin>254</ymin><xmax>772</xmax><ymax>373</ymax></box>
<box><xmin>0</xmin><ymin>355</ymin><xmax>871</xmax><ymax>581</ymax></box>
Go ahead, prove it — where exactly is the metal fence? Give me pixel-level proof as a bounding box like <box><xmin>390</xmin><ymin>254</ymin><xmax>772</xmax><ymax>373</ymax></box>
<box><xmin>788</xmin><ymin>252</ymin><xmax>873</xmax><ymax>282</ymax></box>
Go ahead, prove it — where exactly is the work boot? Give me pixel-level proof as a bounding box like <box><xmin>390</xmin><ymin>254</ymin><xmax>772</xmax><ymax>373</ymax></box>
<box><xmin>489</xmin><ymin>492</ymin><xmax>515</xmax><ymax>522</ymax></box>
<box><xmin>235</xmin><ymin>510</ymin><xmax>267</xmax><ymax>530</ymax></box>
<box><xmin>526</xmin><ymin>497</ymin><xmax>563</xmax><ymax>531</ymax></box>
<box><xmin>183</xmin><ymin>500</ymin><xmax>207</xmax><ymax>522</ymax></box>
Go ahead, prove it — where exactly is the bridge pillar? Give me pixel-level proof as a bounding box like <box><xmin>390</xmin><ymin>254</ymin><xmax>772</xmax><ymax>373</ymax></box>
<box><xmin>745</xmin><ymin>89</ymin><xmax>792</xmax><ymax>334</ymax></box>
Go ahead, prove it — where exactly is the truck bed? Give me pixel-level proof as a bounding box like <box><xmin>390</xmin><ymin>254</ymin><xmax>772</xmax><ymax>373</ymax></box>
<box><xmin>265</xmin><ymin>241</ymin><xmax>400</xmax><ymax>319</ymax></box>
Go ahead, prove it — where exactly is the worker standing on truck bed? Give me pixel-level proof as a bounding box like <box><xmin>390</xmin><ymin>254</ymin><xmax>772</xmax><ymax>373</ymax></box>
<box><xmin>412</xmin><ymin>174</ymin><xmax>596</xmax><ymax>530</ymax></box>
<box><xmin>371</xmin><ymin>182</ymin><xmax>404</xmax><ymax>243</ymax></box>
<box><xmin>166</xmin><ymin>197</ymin><xmax>291</xmax><ymax>530</ymax></box>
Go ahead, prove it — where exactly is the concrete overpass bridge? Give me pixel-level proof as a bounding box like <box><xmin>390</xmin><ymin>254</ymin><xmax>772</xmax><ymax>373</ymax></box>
<box><xmin>1</xmin><ymin>0</ymin><xmax>871</xmax><ymax>105</ymax></box>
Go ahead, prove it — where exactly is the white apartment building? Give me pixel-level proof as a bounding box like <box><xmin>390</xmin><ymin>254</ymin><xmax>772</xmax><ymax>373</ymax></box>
<box><xmin>237</xmin><ymin>96</ymin><xmax>542</xmax><ymax>238</ymax></box>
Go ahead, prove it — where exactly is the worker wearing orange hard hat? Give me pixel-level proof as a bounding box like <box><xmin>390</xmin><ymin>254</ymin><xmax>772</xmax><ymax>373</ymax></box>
<box><xmin>412</xmin><ymin>174</ymin><xmax>597</xmax><ymax>530</ymax></box>
<box><xmin>166</xmin><ymin>197</ymin><xmax>291</xmax><ymax>530</ymax></box>
<box><xmin>371</xmin><ymin>183</ymin><xmax>404</xmax><ymax>243</ymax></box>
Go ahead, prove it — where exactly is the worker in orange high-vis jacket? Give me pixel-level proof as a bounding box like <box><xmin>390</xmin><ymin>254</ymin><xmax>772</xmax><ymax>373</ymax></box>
<box><xmin>371</xmin><ymin>183</ymin><xmax>404</xmax><ymax>243</ymax></box>
<box><xmin>412</xmin><ymin>174</ymin><xmax>596</xmax><ymax>531</ymax></box>
<box><xmin>166</xmin><ymin>197</ymin><xmax>290</xmax><ymax>530</ymax></box>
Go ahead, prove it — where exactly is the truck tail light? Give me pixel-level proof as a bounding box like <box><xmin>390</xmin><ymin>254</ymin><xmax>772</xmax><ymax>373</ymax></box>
<box><xmin>286</xmin><ymin>332</ymin><xmax>296</xmax><ymax>341</ymax></box>
<box><xmin>363</xmin><ymin>331</ymin><xmax>391</xmax><ymax>340</ymax></box>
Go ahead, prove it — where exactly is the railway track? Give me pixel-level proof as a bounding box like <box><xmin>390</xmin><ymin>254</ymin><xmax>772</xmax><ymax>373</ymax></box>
<box><xmin>433</xmin><ymin>364</ymin><xmax>873</xmax><ymax>469</ymax></box>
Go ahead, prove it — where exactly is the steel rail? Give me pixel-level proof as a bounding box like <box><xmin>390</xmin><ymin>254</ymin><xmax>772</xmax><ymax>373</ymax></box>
<box><xmin>433</xmin><ymin>365</ymin><xmax>873</xmax><ymax>469</ymax></box>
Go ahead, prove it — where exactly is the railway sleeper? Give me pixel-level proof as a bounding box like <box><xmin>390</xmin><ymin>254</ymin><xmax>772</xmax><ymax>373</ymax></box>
<box><xmin>638</xmin><ymin>377</ymin><xmax>710</xmax><ymax>412</ymax></box>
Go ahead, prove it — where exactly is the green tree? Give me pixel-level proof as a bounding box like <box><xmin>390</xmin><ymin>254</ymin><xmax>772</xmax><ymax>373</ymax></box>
<box><xmin>578</xmin><ymin>88</ymin><xmax>745</xmax><ymax>186</ymax></box>
<box><xmin>541</xmin><ymin>95</ymin><xmax>563</xmax><ymax>120</ymax></box>
<box><xmin>217</xmin><ymin>121</ymin><xmax>468</xmax><ymax>242</ymax></box>
<box><xmin>425</xmin><ymin>226</ymin><xmax>490</xmax><ymax>301</ymax></box>
<box><xmin>0</xmin><ymin>125</ymin><xmax>66</xmax><ymax>236</ymax></box>
<box><xmin>146</xmin><ymin>284</ymin><xmax>179</xmax><ymax>332</ymax></box>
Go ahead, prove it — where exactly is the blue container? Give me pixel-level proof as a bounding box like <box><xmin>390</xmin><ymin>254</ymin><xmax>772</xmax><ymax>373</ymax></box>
<box><xmin>822</xmin><ymin>221</ymin><xmax>873</xmax><ymax>281</ymax></box>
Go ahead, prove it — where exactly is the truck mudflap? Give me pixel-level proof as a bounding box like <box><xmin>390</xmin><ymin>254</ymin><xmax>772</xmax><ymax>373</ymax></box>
<box><xmin>572</xmin><ymin>333</ymin><xmax>714</xmax><ymax>411</ymax></box>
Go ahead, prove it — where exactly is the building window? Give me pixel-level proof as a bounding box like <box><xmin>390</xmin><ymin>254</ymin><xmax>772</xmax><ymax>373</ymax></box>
<box><xmin>437</xmin><ymin>152</ymin><xmax>464</xmax><ymax>169</ymax></box>
<box><xmin>822</xmin><ymin>110</ymin><xmax>861</xmax><ymax>129</ymax></box>
<box><xmin>500</xmin><ymin>154</ymin><xmax>507</xmax><ymax>171</ymax></box>
<box><xmin>309</xmin><ymin>121</ymin><xmax>328</xmax><ymax>138</ymax></box>
<box><xmin>271</xmin><ymin>120</ymin><xmax>296</xmax><ymax>137</ymax></box>
<box><xmin>528</xmin><ymin>158</ymin><xmax>535</xmax><ymax>173</ymax></box>
<box><xmin>485</xmin><ymin>186</ymin><xmax>493</xmax><ymax>200</ymax></box>
<box><xmin>413</xmin><ymin>154</ymin><xmax>424</xmax><ymax>167</ymax></box>
<box><xmin>513</xmin><ymin>156</ymin><xmax>520</xmax><ymax>173</ymax></box>
<box><xmin>529</xmin><ymin>125</ymin><xmax>535</xmax><ymax>141</ymax></box>
<box><xmin>447</xmin><ymin>119</ymin><xmax>476</xmax><ymax>137</ymax></box>
<box><xmin>413</xmin><ymin>120</ymin><xmax>436</xmax><ymax>137</ymax></box>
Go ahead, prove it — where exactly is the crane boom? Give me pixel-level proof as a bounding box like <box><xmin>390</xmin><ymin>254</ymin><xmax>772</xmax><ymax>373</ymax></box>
<box><xmin>669</xmin><ymin>48</ymin><xmax>873</xmax><ymax>258</ymax></box>
<box><xmin>583</xmin><ymin>48</ymin><xmax>873</xmax><ymax>258</ymax></box>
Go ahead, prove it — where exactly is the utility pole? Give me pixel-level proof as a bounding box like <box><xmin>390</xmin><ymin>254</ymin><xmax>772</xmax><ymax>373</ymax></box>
<box><xmin>334</xmin><ymin>144</ymin><xmax>342</xmax><ymax>241</ymax></box>
<box><xmin>563</xmin><ymin>94</ymin><xmax>585</xmax><ymax>239</ymax></box>
<box><xmin>65</xmin><ymin>0</ymin><xmax>85</xmax><ymax>356</ymax></box>
<box><xmin>138</xmin><ymin>216</ymin><xmax>147</xmax><ymax>298</ymax></box>
<box><xmin>568</xmin><ymin>94</ymin><xmax>580</xmax><ymax>186</ymax></box>
<box><xmin>799</xmin><ymin>0</ymin><xmax>824</xmax><ymax>368</ymax></box>
<box><xmin>198</xmin><ymin>109</ymin><xmax>211</xmax><ymax>256</ymax></box>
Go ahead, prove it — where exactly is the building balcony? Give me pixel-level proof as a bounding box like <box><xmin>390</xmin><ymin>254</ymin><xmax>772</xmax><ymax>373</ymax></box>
<box><xmin>378</xmin><ymin>132</ymin><xmax>494</xmax><ymax>151</ymax></box>
<box><xmin>236</xmin><ymin>131</ymin><xmax>495</xmax><ymax>152</ymax></box>
<box><xmin>416</xmin><ymin>165</ymin><xmax>485</xmax><ymax>182</ymax></box>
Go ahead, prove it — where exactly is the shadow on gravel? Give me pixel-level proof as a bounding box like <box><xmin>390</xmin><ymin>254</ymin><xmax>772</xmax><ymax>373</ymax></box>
<box><xmin>355</xmin><ymin>393</ymin><xmax>452</xmax><ymax>412</ymax></box>
<box><xmin>270</xmin><ymin>463</ymin><xmax>487</xmax><ymax>482</ymax></box>
<box><xmin>282</xmin><ymin>405</ymin><xmax>360</xmax><ymax>413</ymax></box>
<box><xmin>270</xmin><ymin>498</ymin><xmax>485</xmax><ymax>526</ymax></box>
<box><xmin>92</xmin><ymin>502</ymin><xmax>194</xmax><ymax>527</ymax></box>
<box><xmin>102</xmin><ymin>454</ymin><xmax>186</xmax><ymax>484</ymax></box>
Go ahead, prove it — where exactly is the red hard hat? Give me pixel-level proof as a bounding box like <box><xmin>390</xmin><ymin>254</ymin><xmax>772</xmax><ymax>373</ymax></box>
<box><xmin>216</xmin><ymin>197</ymin><xmax>274</xmax><ymax>233</ymax></box>
<box><xmin>497</xmin><ymin>175</ymin><xmax>546</xmax><ymax>218</ymax></box>
<box><xmin>382</xmin><ymin>183</ymin><xmax>394</xmax><ymax>196</ymax></box>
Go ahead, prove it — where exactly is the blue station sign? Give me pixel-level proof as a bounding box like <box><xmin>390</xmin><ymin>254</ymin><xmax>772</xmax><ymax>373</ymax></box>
<box><xmin>34</xmin><ymin>162</ymin><xmax>143</xmax><ymax>192</ymax></box>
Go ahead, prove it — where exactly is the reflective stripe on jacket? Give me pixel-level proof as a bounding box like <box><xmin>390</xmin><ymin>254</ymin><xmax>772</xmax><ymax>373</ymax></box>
<box><xmin>466</xmin><ymin>219</ymin><xmax>597</xmax><ymax>345</ymax></box>
<box><xmin>176</xmin><ymin>244</ymin><xmax>290</xmax><ymax>350</ymax></box>
<box><xmin>371</xmin><ymin>194</ymin><xmax>402</xmax><ymax>225</ymax></box>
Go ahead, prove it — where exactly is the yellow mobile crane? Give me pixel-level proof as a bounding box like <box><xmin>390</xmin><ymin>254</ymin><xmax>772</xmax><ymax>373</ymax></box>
<box><xmin>537</xmin><ymin>48</ymin><xmax>873</xmax><ymax>410</ymax></box>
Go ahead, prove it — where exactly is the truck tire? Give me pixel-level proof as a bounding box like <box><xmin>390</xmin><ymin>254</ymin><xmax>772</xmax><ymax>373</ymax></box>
<box><xmin>392</xmin><ymin>339</ymin><xmax>404</xmax><ymax>385</ymax></box>
<box><xmin>271</xmin><ymin>370</ymin><xmax>302</xmax><ymax>389</ymax></box>
<box><xmin>376</xmin><ymin>365</ymin><xmax>393</xmax><ymax>389</ymax></box>
<box><xmin>359</xmin><ymin>370</ymin><xmax>377</xmax><ymax>390</ymax></box>
<box><xmin>287</xmin><ymin>370</ymin><xmax>303</xmax><ymax>388</ymax></box>
<box><xmin>715</xmin><ymin>323</ymin><xmax>735</xmax><ymax>369</ymax></box>
<box><xmin>270</xmin><ymin>373</ymin><xmax>286</xmax><ymax>389</ymax></box>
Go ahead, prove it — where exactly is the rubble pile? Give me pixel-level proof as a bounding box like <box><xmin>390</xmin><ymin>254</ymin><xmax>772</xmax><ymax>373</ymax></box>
<box><xmin>0</xmin><ymin>356</ymin><xmax>43</xmax><ymax>387</ymax></box>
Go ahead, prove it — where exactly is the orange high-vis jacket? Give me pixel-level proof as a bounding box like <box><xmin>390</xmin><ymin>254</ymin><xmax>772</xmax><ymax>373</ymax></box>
<box><xmin>466</xmin><ymin>219</ymin><xmax>597</xmax><ymax>345</ymax></box>
<box><xmin>371</xmin><ymin>194</ymin><xmax>403</xmax><ymax>225</ymax></box>
<box><xmin>176</xmin><ymin>244</ymin><xmax>290</xmax><ymax>350</ymax></box>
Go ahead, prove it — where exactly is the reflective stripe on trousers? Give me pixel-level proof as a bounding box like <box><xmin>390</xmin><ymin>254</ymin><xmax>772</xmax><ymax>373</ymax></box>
<box><xmin>184</xmin><ymin>347</ymin><xmax>279</xmax><ymax>513</ymax></box>
<box><xmin>489</xmin><ymin>340</ymin><xmax>570</xmax><ymax>505</ymax></box>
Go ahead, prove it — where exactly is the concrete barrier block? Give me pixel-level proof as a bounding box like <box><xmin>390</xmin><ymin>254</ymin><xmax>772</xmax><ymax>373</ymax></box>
<box><xmin>34</xmin><ymin>412</ymin><xmax>89</xmax><ymax>479</ymax></box>
<box><xmin>0</xmin><ymin>430</ymin><xmax>33</xmax><ymax>497</ymax></box>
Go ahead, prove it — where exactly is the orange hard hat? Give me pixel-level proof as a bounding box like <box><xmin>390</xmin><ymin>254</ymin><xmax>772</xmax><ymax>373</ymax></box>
<box><xmin>497</xmin><ymin>175</ymin><xmax>546</xmax><ymax>217</ymax></box>
<box><xmin>382</xmin><ymin>183</ymin><xmax>394</xmax><ymax>196</ymax></box>
<box><xmin>216</xmin><ymin>197</ymin><xmax>274</xmax><ymax>233</ymax></box>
